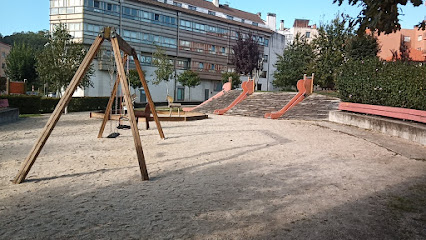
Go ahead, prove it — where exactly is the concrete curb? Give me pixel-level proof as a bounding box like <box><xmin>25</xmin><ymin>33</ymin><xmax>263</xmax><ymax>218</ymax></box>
<box><xmin>0</xmin><ymin>108</ymin><xmax>19</xmax><ymax>125</ymax></box>
<box><xmin>329</xmin><ymin>110</ymin><xmax>426</xmax><ymax>146</ymax></box>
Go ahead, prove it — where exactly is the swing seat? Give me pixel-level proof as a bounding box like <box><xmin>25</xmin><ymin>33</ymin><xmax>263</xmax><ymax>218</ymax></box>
<box><xmin>117</xmin><ymin>116</ymin><xmax>131</xmax><ymax>129</ymax></box>
<box><xmin>107</xmin><ymin>132</ymin><xmax>120</xmax><ymax>138</ymax></box>
<box><xmin>117</xmin><ymin>124</ymin><xmax>131</xmax><ymax>129</ymax></box>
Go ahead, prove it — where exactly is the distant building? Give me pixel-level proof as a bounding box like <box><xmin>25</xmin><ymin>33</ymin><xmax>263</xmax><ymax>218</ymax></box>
<box><xmin>373</xmin><ymin>25</ymin><xmax>426</xmax><ymax>62</ymax></box>
<box><xmin>49</xmin><ymin>0</ymin><xmax>279</xmax><ymax>102</ymax></box>
<box><xmin>289</xmin><ymin>19</ymin><xmax>318</xmax><ymax>44</ymax></box>
<box><xmin>0</xmin><ymin>42</ymin><xmax>11</xmax><ymax>78</ymax></box>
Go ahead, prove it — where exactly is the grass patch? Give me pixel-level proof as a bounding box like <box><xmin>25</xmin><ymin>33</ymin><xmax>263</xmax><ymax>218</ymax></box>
<box><xmin>20</xmin><ymin>114</ymin><xmax>42</xmax><ymax>118</ymax></box>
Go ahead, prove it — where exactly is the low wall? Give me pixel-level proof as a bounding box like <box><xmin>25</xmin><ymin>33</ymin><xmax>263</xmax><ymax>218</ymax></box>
<box><xmin>0</xmin><ymin>108</ymin><xmax>19</xmax><ymax>124</ymax></box>
<box><xmin>329</xmin><ymin>111</ymin><xmax>426</xmax><ymax>145</ymax></box>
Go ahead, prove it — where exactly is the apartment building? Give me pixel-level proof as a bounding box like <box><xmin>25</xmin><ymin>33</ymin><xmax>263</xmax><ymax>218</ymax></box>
<box><xmin>0</xmin><ymin>42</ymin><xmax>11</xmax><ymax>78</ymax></box>
<box><xmin>49</xmin><ymin>0</ymin><xmax>276</xmax><ymax>102</ymax></box>
<box><xmin>374</xmin><ymin>25</ymin><xmax>426</xmax><ymax>62</ymax></box>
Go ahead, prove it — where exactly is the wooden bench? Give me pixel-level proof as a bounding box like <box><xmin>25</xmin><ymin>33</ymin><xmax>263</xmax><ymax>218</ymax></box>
<box><xmin>0</xmin><ymin>99</ymin><xmax>9</xmax><ymax>109</ymax></box>
<box><xmin>339</xmin><ymin>102</ymin><xmax>426</xmax><ymax>124</ymax></box>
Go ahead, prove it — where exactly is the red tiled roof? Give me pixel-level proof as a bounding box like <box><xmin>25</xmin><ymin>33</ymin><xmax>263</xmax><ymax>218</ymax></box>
<box><xmin>175</xmin><ymin>0</ymin><xmax>263</xmax><ymax>23</ymax></box>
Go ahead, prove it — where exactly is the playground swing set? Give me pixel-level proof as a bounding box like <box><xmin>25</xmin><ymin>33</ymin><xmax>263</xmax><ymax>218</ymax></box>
<box><xmin>13</xmin><ymin>26</ymin><xmax>315</xmax><ymax>184</ymax></box>
<box><xmin>13</xmin><ymin>27</ymin><xmax>164</xmax><ymax>184</ymax></box>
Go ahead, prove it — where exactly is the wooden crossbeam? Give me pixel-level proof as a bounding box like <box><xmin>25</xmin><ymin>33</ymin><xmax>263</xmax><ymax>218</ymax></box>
<box><xmin>13</xmin><ymin>36</ymin><xmax>104</xmax><ymax>184</ymax></box>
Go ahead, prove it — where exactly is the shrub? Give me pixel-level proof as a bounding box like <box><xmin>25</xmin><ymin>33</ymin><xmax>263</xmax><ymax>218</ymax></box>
<box><xmin>68</xmin><ymin>97</ymin><xmax>110</xmax><ymax>112</ymax></box>
<box><xmin>0</xmin><ymin>95</ymin><xmax>110</xmax><ymax>114</ymax></box>
<box><xmin>40</xmin><ymin>97</ymin><xmax>60</xmax><ymax>113</ymax></box>
<box><xmin>0</xmin><ymin>95</ymin><xmax>41</xmax><ymax>114</ymax></box>
<box><xmin>337</xmin><ymin>58</ymin><xmax>426</xmax><ymax>110</ymax></box>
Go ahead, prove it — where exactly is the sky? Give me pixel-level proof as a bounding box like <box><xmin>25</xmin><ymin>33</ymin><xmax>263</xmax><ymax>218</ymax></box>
<box><xmin>0</xmin><ymin>0</ymin><xmax>425</xmax><ymax>36</ymax></box>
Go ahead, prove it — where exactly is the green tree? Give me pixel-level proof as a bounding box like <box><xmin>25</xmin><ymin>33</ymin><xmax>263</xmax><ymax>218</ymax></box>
<box><xmin>334</xmin><ymin>0</ymin><xmax>425</xmax><ymax>35</ymax></box>
<box><xmin>127</xmin><ymin>69</ymin><xmax>142</xmax><ymax>88</ymax></box>
<box><xmin>36</xmin><ymin>24</ymin><xmax>93</xmax><ymax>97</ymax></box>
<box><xmin>177</xmin><ymin>70</ymin><xmax>201</xmax><ymax>100</ymax></box>
<box><xmin>127</xmin><ymin>68</ymin><xmax>148</xmax><ymax>94</ymax></box>
<box><xmin>1</xmin><ymin>31</ymin><xmax>48</xmax><ymax>50</ymax></box>
<box><xmin>273</xmin><ymin>33</ymin><xmax>314</xmax><ymax>89</ymax></box>
<box><xmin>345</xmin><ymin>34</ymin><xmax>380</xmax><ymax>60</ymax></box>
<box><xmin>221</xmin><ymin>72</ymin><xmax>241</xmax><ymax>89</ymax></box>
<box><xmin>233</xmin><ymin>32</ymin><xmax>260</xmax><ymax>78</ymax></box>
<box><xmin>312</xmin><ymin>15</ymin><xmax>354</xmax><ymax>89</ymax></box>
<box><xmin>152</xmin><ymin>46</ymin><xmax>174</xmax><ymax>85</ymax></box>
<box><xmin>5</xmin><ymin>43</ymin><xmax>38</xmax><ymax>90</ymax></box>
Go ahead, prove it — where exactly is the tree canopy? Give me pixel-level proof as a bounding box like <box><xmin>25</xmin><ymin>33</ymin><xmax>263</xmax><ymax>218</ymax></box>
<box><xmin>177</xmin><ymin>70</ymin><xmax>201</xmax><ymax>100</ymax></box>
<box><xmin>152</xmin><ymin>46</ymin><xmax>174</xmax><ymax>85</ymax></box>
<box><xmin>0</xmin><ymin>31</ymin><xmax>48</xmax><ymax>50</ymax></box>
<box><xmin>311</xmin><ymin>15</ymin><xmax>354</xmax><ymax>89</ymax></box>
<box><xmin>36</xmin><ymin>24</ymin><xmax>93</xmax><ymax>96</ymax></box>
<box><xmin>5</xmin><ymin>43</ymin><xmax>38</xmax><ymax>89</ymax></box>
<box><xmin>334</xmin><ymin>0</ymin><xmax>425</xmax><ymax>35</ymax></box>
<box><xmin>232</xmin><ymin>32</ymin><xmax>260</xmax><ymax>78</ymax></box>
<box><xmin>273</xmin><ymin>33</ymin><xmax>314</xmax><ymax>90</ymax></box>
<box><xmin>221</xmin><ymin>72</ymin><xmax>241</xmax><ymax>89</ymax></box>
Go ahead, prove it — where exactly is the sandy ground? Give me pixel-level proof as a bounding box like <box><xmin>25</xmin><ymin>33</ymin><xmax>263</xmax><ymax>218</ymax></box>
<box><xmin>0</xmin><ymin>112</ymin><xmax>425</xmax><ymax>239</ymax></box>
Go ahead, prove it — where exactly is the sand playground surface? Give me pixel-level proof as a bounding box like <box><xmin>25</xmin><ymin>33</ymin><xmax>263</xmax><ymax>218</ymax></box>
<box><xmin>0</xmin><ymin>112</ymin><xmax>425</xmax><ymax>239</ymax></box>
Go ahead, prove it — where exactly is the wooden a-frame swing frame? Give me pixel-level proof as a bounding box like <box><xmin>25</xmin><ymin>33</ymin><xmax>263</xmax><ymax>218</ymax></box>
<box><xmin>13</xmin><ymin>27</ymin><xmax>164</xmax><ymax>184</ymax></box>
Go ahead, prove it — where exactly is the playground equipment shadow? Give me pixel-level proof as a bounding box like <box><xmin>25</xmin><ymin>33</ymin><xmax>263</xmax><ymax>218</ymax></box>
<box><xmin>0</xmin><ymin>112</ymin><xmax>424</xmax><ymax>239</ymax></box>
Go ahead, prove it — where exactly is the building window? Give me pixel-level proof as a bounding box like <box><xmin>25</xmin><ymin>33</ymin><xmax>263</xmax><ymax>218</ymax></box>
<box><xmin>264</xmin><ymin>39</ymin><xmax>269</xmax><ymax>46</ymax></box>
<box><xmin>226</xmin><ymin>15</ymin><xmax>233</xmax><ymax>20</ymax></box>
<box><xmin>263</xmin><ymin>55</ymin><xmax>268</xmax><ymax>63</ymax></box>
<box><xmin>241</xmin><ymin>19</ymin><xmax>245</xmax><ymax>23</ymax></box>
<box><xmin>188</xmin><ymin>5</ymin><xmax>196</xmax><ymax>10</ymax></box>
<box><xmin>306</xmin><ymin>32</ymin><xmax>311</xmax><ymax>38</ymax></box>
<box><xmin>177</xmin><ymin>88</ymin><xmax>184</xmax><ymax>101</ymax></box>
<box><xmin>211</xmin><ymin>45</ymin><xmax>216</xmax><ymax>53</ymax></box>
<box><xmin>252</xmin><ymin>22</ymin><xmax>258</xmax><ymax>26</ymax></box>
<box><xmin>154</xmin><ymin>13</ymin><xmax>160</xmax><ymax>21</ymax></box>
<box><xmin>94</xmin><ymin>0</ymin><xmax>100</xmax><ymax>8</ymax></box>
<box><xmin>211</xmin><ymin>64</ymin><xmax>215</xmax><ymax>70</ymax></box>
<box><xmin>214</xmin><ymin>82</ymin><xmax>222</xmax><ymax>91</ymax></box>
<box><xmin>173</xmin><ymin>1</ymin><xmax>182</xmax><ymax>7</ymax></box>
<box><xmin>1</xmin><ymin>52</ymin><xmax>5</xmax><ymax>58</ymax></box>
<box><xmin>208</xmin><ymin>10</ymin><xmax>215</xmax><ymax>16</ymax></box>
<box><xmin>419</xmin><ymin>35</ymin><xmax>423</xmax><ymax>41</ymax></box>
<box><xmin>404</xmin><ymin>36</ymin><xmax>411</xmax><ymax>42</ymax></box>
<box><xmin>198</xmin><ymin>62</ymin><xmax>204</xmax><ymax>69</ymax></box>
<box><xmin>221</xmin><ymin>47</ymin><xmax>226</xmax><ymax>54</ymax></box>
<box><xmin>1</xmin><ymin>63</ymin><xmax>5</xmax><ymax>69</ymax></box>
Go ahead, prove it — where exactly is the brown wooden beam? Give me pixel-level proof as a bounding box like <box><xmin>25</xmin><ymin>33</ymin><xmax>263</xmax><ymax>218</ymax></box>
<box><xmin>115</xmin><ymin>33</ymin><xmax>134</xmax><ymax>56</ymax></box>
<box><xmin>13</xmin><ymin>36</ymin><xmax>104</xmax><ymax>184</ymax></box>
<box><xmin>111</xmin><ymin>37</ymin><xmax>149</xmax><ymax>181</ymax></box>
<box><xmin>133</xmin><ymin>53</ymin><xmax>165</xmax><ymax>139</ymax></box>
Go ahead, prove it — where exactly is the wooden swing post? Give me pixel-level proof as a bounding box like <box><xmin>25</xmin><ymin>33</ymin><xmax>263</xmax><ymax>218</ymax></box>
<box><xmin>13</xmin><ymin>27</ymin><xmax>161</xmax><ymax>183</ymax></box>
<box><xmin>13</xmin><ymin>36</ymin><xmax>104</xmax><ymax>184</ymax></box>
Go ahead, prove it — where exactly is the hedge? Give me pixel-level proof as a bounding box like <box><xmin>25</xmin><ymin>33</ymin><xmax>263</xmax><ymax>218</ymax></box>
<box><xmin>337</xmin><ymin>58</ymin><xmax>426</xmax><ymax>111</ymax></box>
<box><xmin>0</xmin><ymin>95</ymin><xmax>111</xmax><ymax>114</ymax></box>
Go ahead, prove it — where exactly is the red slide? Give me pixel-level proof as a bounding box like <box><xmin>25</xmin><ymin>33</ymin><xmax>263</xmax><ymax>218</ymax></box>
<box><xmin>214</xmin><ymin>79</ymin><xmax>254</xmax><ymax>115</ymax></box>
<box><xmin>264</xmin><ymin>76</ymin><xmax>313</xmax><ymax>119</ymax></box>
